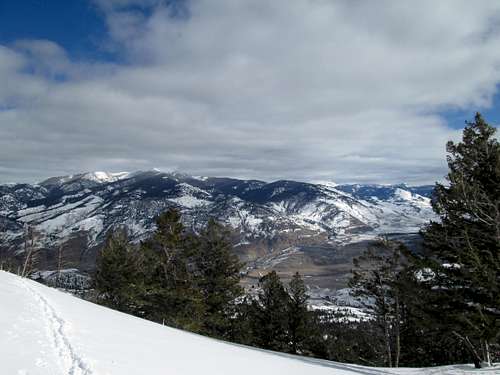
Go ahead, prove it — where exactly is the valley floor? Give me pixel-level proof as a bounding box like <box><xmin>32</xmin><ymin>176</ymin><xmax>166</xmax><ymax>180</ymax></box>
<box><xmin>0</xmin><ymin>271</ymin><xmax>496</xmax><ymax>375</ymax></box>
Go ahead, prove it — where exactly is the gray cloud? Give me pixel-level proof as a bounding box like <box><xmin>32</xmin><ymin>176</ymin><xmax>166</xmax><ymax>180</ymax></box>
<box><xmin>1</xmin><ymin>0</ymin><xmax>500</xmax><ymax>184</ymax></box>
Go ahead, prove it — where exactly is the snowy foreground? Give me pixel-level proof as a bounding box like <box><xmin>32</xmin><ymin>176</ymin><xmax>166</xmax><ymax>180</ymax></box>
<box><xmin>0</xmin><ymin>271</ymin><xmax>496</xmax><ymax>375</ymax></box>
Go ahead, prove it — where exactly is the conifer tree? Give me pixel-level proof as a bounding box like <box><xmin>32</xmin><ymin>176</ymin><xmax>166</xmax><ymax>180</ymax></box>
<box><xmin>195</xmin><ymin>218</ymin><xmax>243</xmax><ymax>338</ymax></box>
<box><xmin>251</xmin><ymin>271</ymin><xmax>291</xmax><ymax>351</ymax></box>
<box><xmin>140</xmin><ymin>208</ymin><xmax>204</xmax><ymax>331</ymax></box>
<box><xmin>231</xmin><ymin>295</ymin><xmax>259</xmax><ymax>345</ymax></box>
<box><xmin>422</xmin><ymin>113</ymin><xmax>500</xmax><ymax>367</ymax></box>
<box><xmin>392</xmin><ymin>263</ymin><xmax>472</xmax><ymax>367</ymax></box>
<box><xmin>349</xmin><ymin>237</ymin><xmax>406</xmax><ymax>367</ymax></box>
<box><xmin>94</xmin><ymin>229</ymin><xmax>139</xmax><ymax>313</ymax></box>
<box><xmin>287</xmin><ymin>272</ymin><xmax>310</xmax><ymax>354</ymax></box>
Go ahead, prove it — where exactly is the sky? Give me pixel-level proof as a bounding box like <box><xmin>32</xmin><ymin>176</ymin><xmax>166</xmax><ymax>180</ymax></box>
<box><xmin>1</xmin><ymin>0</ymin><xmax>500</xmax><ymax>185</ymax></box>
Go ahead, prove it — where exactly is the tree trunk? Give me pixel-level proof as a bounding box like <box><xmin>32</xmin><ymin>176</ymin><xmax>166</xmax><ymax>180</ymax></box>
<box><xmin>290</xmin><ymin>322</ymin><xmax>298</xmax><ymax>354</ymax></box>
<box><xmin>384</xmin><ymin>315</ymin><xmax>392</xmax><ymax>367</ymax></box>
<box><xmin>56</xmin><ymin>245</ymin><xmax>63</xmax><ymax>287</ymax></box>
<box><xmin>482</xmin><ymin>339</ymin><xmax>491</xmax><ymax>367</ymax></box>
<box><xmin>394</xmin><ymin>295</ymin><xmax>401</xmax><ymax>368</ymax></box>
<box><xmin>292</xmin><ymin>335</ymin><xmax>297</xmax><ymax>355</ymax></box>
<box><xmin>21</xmin><ymin>226</ymin><xmax>31</xmax><ymax>278</ymax></box>
<box><xmin>453</xmin><ymin>331</ymin><xmax>482</xmax><ymax>368</ymax></box>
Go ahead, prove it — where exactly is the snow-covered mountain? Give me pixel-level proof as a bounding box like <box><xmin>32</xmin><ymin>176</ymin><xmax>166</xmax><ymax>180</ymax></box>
<box><xmin>0</xmin><ymin>270</ymin><xmax>487</xmax><ymax>374</ymax></box>
<box><xmin>0</xmin><ymin>170</ymin><xmax>435</xmax><ymax>274</ymax></box>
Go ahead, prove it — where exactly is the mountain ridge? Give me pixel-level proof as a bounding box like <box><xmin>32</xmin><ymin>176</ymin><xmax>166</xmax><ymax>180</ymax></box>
<box><xmin>0</xmin><ymin>170</ymin><xmax>436</xmax><ymax>294</ymax></box>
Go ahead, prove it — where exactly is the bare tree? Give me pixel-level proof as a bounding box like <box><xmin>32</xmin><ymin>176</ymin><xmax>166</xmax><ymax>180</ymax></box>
<box><xmin>55</xmin><ymin>244</ymin><xmax>63</xmax><ymax>286</ymax></box>
<box><xmin>21</xmin><ymin>225</ymin><xmax>40</xmax><ymax>278</ymax></box>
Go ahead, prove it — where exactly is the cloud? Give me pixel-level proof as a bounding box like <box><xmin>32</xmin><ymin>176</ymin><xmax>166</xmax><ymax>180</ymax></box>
<box><xmin>1</xmin><ymin>0</ymin><xmax>500</xmax><ymax>184</ymax></box>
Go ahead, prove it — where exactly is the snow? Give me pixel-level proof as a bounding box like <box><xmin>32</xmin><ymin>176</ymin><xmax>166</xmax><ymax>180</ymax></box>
<box><xmin>17</xmin><ymin>196</ymin><xmax>106</xmax><ymax>246</ymax></box>
<box><xmin>167</xmin><ymin>183</ymin><xmax>212</xmax><ymax>208</ymax></box>
<box><xmin>309</xmin><ymin>304</ymin><xmax>372</xmax><ymax>322</ymax></box>
<box><xmin>191</xmin><ymin>175</ymin><xmax>209</xmax><ymax>181</ymax></box>
<box><xmin>17</xmin><ymin>196</ymin><xmax>103</xmax><ymax>224</ymax></box>
<box><xmin>227</xmin><ymin>208</ymin><xmax>264</xmax><ymax>232</ymax></box>
<box><xmin>168</xmin><ymin>195</ymin><xmax>210</xmax><ymax>208</ymax></box>
<box><xmin>234</xmin><ymin>239</ymin><xmax>251</xmax><ymax>247</ymax></box>
<box><xmin>315</xmin><ymin>181</ymin><xmax>339</xmax><ymax>188</ymax></box>
<box><xmin>264</xmin><ymin>185</ymin><xmax>434</xmax><ymax>244</ymax></box>
<box><xmin>2</xmin><ymin>175</ymin><xmax>439</xmax><ymax>250</ymax></box>
<box><xmin>331</xmin><ymin>288</ymin><xmax>375</xmax><ymax>309</ymax></box>
<box><xmin>83</xmin><ymin>171</ymin><xmax>130</xmax><ymax>183</ymax></box>
<box><xmin>258</xmin><ymin>247</ymin><xmax>301</xmax><ymax>269</ymax></box>
<box><xmin>0</xmin><ymin>271</ymin><xmax>495</xmax><ymax>375</ymax></box>
<box><xmin>305</xmin><ymin>288</ymin><xmax>375</xmax><ymax>322</ymax></box>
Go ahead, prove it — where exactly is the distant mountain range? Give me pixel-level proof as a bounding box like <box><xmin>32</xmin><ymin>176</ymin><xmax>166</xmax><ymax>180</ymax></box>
<box><xmin>0</xmin><ymin>170</ymin><xmax>436</xmax><ymax>294</ymax></box>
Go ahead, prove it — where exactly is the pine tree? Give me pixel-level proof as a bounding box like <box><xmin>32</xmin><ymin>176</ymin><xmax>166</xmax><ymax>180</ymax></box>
<box><xmin>195</xmin><ymin>218</ymin><xmax>243</xmax><ymax>338</ymax></box>
<box><xmin>392</xmin><ymin>263</ymin><xmax>472</xmax><ymax>367</ymax></box>
<box><xmin>287</xmin><ymin>272</ymin><xmax>310</xmax><ymax>354</ymax></box>
<box><xmin>140</xmin><ymin>208</ymin><xmax>204</xmax><ymax>331</ymax></box>
<box><xmin>422</xmin><ymin>113</ymin><xmax>500</xmax><ymax>367</ymax></box>
<box><xmin>93</xmin><ymin>229</ymin><xmax>139</xmax><ymax>313</ymax></box>
<box><xmin>349</xmin><ymin>237</ymin><xmax>406</xmax><ymax>367</ymax></box>
<box><xmin>251</xmin><ymin>271</ymin><xmax>291</xmax><ymax>351</ymax></box>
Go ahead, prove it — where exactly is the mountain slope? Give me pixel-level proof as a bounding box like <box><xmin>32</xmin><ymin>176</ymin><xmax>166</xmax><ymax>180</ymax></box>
<box><xmin>0</xmin><ymin>170</ymin><xmax>435</xmax><ymax>254</ymax></box>
<box><xmin>0</xmin><ymin>271</ymin><xmax>489</xmax><ymax>375</ymax></box>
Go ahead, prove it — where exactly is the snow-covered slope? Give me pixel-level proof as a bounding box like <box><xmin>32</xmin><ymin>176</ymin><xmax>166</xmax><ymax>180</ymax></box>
<box><xmin>0</xmin><ymin>271</ymin><xmax>490</xmax><ymax>375</ymax></box>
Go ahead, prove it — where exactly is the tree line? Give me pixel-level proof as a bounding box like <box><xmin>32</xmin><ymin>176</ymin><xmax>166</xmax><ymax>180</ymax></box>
<box><xmin>91</xmin><ymin>113</ymin><xmax>499</xmax><ymax>367</ymax></box>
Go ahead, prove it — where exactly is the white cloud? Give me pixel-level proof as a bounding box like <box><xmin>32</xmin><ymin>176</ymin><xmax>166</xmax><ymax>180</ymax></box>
<box><xmin>1</xmin><ymin>0</ymin><xmax>500</xmax><ymax>184</ymax></box>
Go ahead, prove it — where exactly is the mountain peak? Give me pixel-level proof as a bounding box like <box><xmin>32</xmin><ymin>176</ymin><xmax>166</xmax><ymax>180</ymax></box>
<box><xmin>82</xmin><ymin>171</ymin><xmax>130</xmax><ymax>183</ymax></box>
<box><xmin>39</xmin><ymin>171</ymin><xmax>131</xmax><ymax>187</ymax></box>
